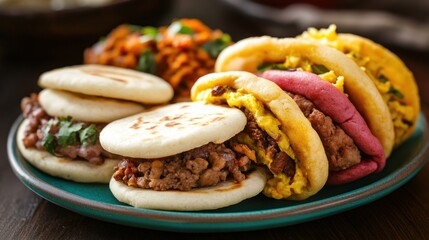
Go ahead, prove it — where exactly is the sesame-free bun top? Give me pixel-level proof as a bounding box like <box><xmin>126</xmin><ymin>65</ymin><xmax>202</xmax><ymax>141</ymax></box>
<box><xmin>215</xmin><ymin>36</ymin><xmax>394</xmax><ymax>157</ymax></box>
<box><xmin>109</xmin><ymin>166</ymin><xmax>267</xmax><ymax>211</ymax></box>
<box><xmin>99</xmin><ymin>102</ymin><xmax>247</xmax><ymax>159</ymax></box>
<box><xmin>38</xmin><ymin>89</ymin><xmax>145</xmax><ymax>123</ymax></box>
<box><xmin>38</xmin><ymin>64</ymin><xmax>174</xmax><ymax>104</ymax></box>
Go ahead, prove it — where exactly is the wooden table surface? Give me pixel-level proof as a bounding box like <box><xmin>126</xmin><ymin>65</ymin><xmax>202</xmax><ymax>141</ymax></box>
<box><xmin>1</xmin><ymin>1</ymin><xmax>428</xmax><ymax>239</ymax></box>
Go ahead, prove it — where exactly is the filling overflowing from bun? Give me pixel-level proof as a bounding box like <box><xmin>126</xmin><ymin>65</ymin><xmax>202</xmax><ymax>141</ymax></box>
<box><xmin>191</xmin><ymin>71</ymin><xmax>328</xmax><ymax>200</ymax></box>
<box><xmin>112</xmin><ymin>141</ymin><xmax>257</xmax><ymax>191</ymax></box>
<box><xmin>100</xmin><ymin>102</ymin><xmax>267</xmax><ymax>210</ymax></box>
<box><xmin>214</xmin><ymin>36</ymin><xmax>394</xmax><ymax>158</ymax></box>
<box><xmin>299</xmin><ymin>25</ymin><xmax>420</xmax><ymax>146</ymax></box>
<box><xmin>20</xmin><ymin>93</ymin><xmax>118</xmax><ymax>165</ymax></box>
<box><xmin>17</xmin><ymin>64</ymin><xmax>172</xmax><ymax>183</ymax></box>
<box><xmin>258</xmin><ymin>70</ymin><xmax>385</xmax><ymax>185</ymax></box>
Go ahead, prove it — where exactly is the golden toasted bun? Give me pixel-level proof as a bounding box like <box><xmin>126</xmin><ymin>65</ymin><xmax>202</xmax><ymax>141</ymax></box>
<box><xmin>17</xmin><ymin>120</ymin><xmax>118</xmax><ymax>183</ymax></box>
<box><xmin>39</xmin><ymin>89</ymin><xmax>145</xmax><ymax>123</ymax></box>
<box><xmin>215</xmin><ymin>36</ymin><xmax>394</xmax><ymax>157</ymax></box>
<box><xmin>100</xmin><ymin>102</ymin><xmax>247</xmax><ymax>159</ymax></box>
<box><xmin>109</xmin><ymin>167</ymin><xmax>267</xmax><ymax>211</ymax></box>
<box><xmin>191</xmin><ymin>71</ymin><xmax>328</xmax><ymax>200</ymax></box>
<box><xmin>337</xmin><ymin>33</ymin><xmax>420</xmax><ymax>145</ymax></box>
<box><xmin>38</xmin><ymin>64</ymin><xmax>174</xmax><ymax>104</ymax></box>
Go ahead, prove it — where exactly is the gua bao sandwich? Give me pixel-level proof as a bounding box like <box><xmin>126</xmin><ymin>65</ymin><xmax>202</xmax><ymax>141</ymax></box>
<box><xmin>17</xmin><ymin>64</ymin><xmax>173</xmax><ymax>183</ymax></box>
<box><xmin>214</xmin><ymin>37</ymin><xmax>389</xmax><ymax>185</ymax></box>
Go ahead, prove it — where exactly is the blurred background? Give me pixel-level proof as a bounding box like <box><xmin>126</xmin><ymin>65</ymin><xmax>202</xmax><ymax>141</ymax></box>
<box><xmin>0</xmin><ymin>0</ymin><xmax>428</xmax><ymax>63</ymax></box>
<box><xmin>0</xmin><ymin>0</ymin><xmax>428</xmax><ymax>120</ymax></box>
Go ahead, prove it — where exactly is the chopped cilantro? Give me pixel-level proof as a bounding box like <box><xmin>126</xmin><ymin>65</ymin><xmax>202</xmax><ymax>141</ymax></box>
<box><xmin>141</xmin><ymin>26</ymin><xmax>159</xmax><ymax>41</ymax></box>
<box><xmin>80</xmin><ymin>124</ymin><xmax>98</xmax><ymax>147</ymax></box>
<box><xmin>41</xmin><ymin>117</ymin><xmax>99</xmax><ymax>155</ymax></box>
<box><xmin>57</xmin><ymin>118</ymin><xmax>83</xmax><ymax>147</ymax></box>
<box><xmin>41</xmin><ymin>119</ymin><xmax>58</xmax><ymax>154</ymax></box>
<box><xmin>168</xmin><ymin>21</ymin><xmax>194</xmax><ymax>35</ymax></box>
<box><xmin>202</xmin><ymin>34</ymin><xmax>232</xmax><ymax>58</ymax></box>
<box><xmin>137</xmin><ymin>50</ymin><xmax>156</xmax><ymax>74</ymax></box>
<box><xmin>388</xmin><ymin>86</ymin><xmax>404</xmax><ymax>99</ymax></box>
<box><xmin>41</xmin><ymin>121</ymin><xmax>57</xmax><ymax>154</ymax></box>
<box><xmin>311</xmin><ymin>64</ymin><xmax>330</xmax><ymax>75</ymax></box>
<box><xmin>378</xmin><ymin>74</ymin><xmax>389</xmax><ymax>83</ymax></box>
<box><xmin>257</xmin><ymin>63</ymin><xmax>288</xmax><ymax>72</ymax></box>
<box><xmin>42</xmin><ymin>134</ymin><xmax>56</xmax><ymax>154</ymax></box>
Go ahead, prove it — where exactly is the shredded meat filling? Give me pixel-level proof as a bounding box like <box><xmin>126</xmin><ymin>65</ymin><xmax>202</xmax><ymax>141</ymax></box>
<box><xmin>113</xmin><ymin>142</ymin><xmax>255</xmax><ymax>191</ymax></box>
<box><xmin>20</xmin><ymin>94</ymin><xmax>112</xmax><ymax>165</ymax></box>
<box><xmin>243</xmin><ymin>110</ymin><xmax>296</xmax><ymax>178</ymax></box>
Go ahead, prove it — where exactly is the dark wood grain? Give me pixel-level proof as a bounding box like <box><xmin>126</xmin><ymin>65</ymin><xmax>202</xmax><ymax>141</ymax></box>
<box><xmin>1</xmin><ymin>1</ymin><xmax>428</xmax><ymax>239</ymax></box>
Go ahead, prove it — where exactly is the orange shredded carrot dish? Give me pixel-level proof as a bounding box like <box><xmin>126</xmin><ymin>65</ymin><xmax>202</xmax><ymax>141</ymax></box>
<box><xmin>84</xmin><ymin>19</ymin><xmax>231</xmax><ymax>100</ymax></box>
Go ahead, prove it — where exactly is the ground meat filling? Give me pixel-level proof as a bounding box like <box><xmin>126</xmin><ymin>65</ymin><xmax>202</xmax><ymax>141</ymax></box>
<box><xmin>20</xmin><ymin>93</ymin><xmax>113</xmax><ymax>165</ymax></box>
<box><xmin>243</xmin><ymin>110</ymin><xmax>296</xmax><ymax>178</ymax></box>
<box><xmin>288</xmin><ymin>93</ymin><xmax>361</xmax><ymax>171</ymax></box>
<box><xmin>113</xmin><ymin>142</ymin><xmax>255</xmax><ymax>191</ymax></box>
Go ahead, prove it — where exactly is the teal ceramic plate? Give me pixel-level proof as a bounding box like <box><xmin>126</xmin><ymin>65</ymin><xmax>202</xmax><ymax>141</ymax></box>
<box><xmin>8</xmin><ymin>114</ymin><xmax>429</xmax><ymax>233</ymax></box>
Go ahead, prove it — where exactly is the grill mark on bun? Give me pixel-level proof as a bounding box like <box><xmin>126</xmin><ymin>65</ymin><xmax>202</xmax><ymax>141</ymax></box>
<box><xmin>130</xmin><ymin>117</ymin><xmax>144</xmax><ymax>129</ymax></box>
<box><xmin>81</xmin><ymin>69</ymin><xmax>128</xmax><ymax>83</ymax></box>
<box><xmin>166</xmin><ymin>122</ymin><xmax>181</xmax><ymax>127</ymax></box>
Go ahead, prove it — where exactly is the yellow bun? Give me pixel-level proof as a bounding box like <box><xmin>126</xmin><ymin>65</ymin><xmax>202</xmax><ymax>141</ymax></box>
<box><xmin>337</xmin><ymin>33</ymin><xmax>420</xmax><ymax>145</ymax></box>
<box><xmin>191</xmin><ymin>71</ymin><xmax>328</xmax><ymax>200</ymax></box>
<box><xmin>215</xmin><ymin>36</ymin><xmax>394</xmax><ymax>157</ymax></box>
<box><xmin>17</xmin><ymin>120</ymin><xmax>118</xmax><ymax>183</ymax></box>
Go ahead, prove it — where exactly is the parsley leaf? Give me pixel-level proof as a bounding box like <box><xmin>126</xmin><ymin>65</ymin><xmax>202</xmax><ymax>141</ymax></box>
<box><xmin>141</xmin><ymin>26</ymin><xmax>159</xmax><ymax>41</ymax></box>
<box><xmin>256</xmin><ymin>63</ymin><xmax>288</xmax><ymax>72</ymax></box>
<box><xmin>137</xmin><ymin>50</ymin><xmax>156</xmax><ymax>74</ymax></box>
<box><xmin>202</xmin><ymin>34</ymin><xmax>232</xmax><ymax>58</ymax></box>
<box><xmin>388</xmin><ymin>86</ymin><xmax>404</xmax><ymax>99</ymax></box>
<box><xmin>168</xmin><ymin>21</ymin><xmax>194</xmax><ymax>35</ymax></box>
<box><xmin>80</xmin><ymin>124</ymin><xmax>98</xmax><ymax>147</ymax></box>
<box><xmin>41</xmin><ymin>121</ymin><xmax>57</xmax><ymax>154</ymax></box>
<box><xmin>311</xmin><ymin>64</ymin><xmax>330</xmax><ymax>75</ymax></box>
<box><xmin>378</xmin><ymin>74</ymin><xmax>389</xmax><ymax>83</ymax></box>
<box><xmin>57</xmin><ymin>118</ymin><xmax>83</xmax><ymax>147</ymax></box>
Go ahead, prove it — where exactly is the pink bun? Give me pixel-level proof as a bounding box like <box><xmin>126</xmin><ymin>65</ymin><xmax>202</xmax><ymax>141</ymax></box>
<box><xmin>259</xmin><ymin>70</ymin><xmax>385</xmax><ymax>185</ymax></box>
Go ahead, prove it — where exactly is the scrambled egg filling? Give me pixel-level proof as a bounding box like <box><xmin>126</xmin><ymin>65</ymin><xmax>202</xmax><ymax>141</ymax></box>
<box><xmin>301</xmin><ymin>24</ymin><xmax>414</xmax><ymax>144</ymax></box>
<box><xmin>283</xmin><ymin>56</ymin><xmax>345</xmax><ymax>93</ymax></box>
<box><xmin>195</xmin><ymin>88</ymin><xmax>307</xmax><ymax>199</ymax></box>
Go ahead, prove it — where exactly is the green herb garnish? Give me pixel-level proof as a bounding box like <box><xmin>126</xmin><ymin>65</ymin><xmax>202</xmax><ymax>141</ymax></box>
<box><xmin>168</xmin><ymin>21</ymin><xmax>194</xmax><ymax>35</ymax></box>
<box><xmin>311</xmin><ymin>64</ymin><xmax>330</xmax><ymax>75</ymax></box>
<box><xmin>141</xmin><ymin>26</ymin><xmax>159</xmax><ymax>41</ymax></box>
<box><xmin>378</xmin><ymin>74</ymin><xmax>389</xmax><ymax>83</ymax></box>
<box><xmin>256</xmin><ymin>63</ymin><xmax>288</xmax><ymax>72</ymax></box>
<box><xmin>137</xmin><ymin>50</ymin><xmax>156</xmax><ymax>74</ymax></box>
<box><xmin>80</xmin><ymin>124</ymin><xmax>98</xmax><ymax>147</ymax></box>
<box><xmin>202</xmin><ymin>34</ymin><xmax>232</xmax><ymax>58</ymax></box>
<box><xmin>41</xmin><ymin>117</ymin><xmax>99</xmax><ymax>154</ymax></box>
<box><xmin>41</xmin><ymin>121</ymin><xmax>57</xmax><ymax>154</ymax></box>
<box><xmin>388</xmin><ymin>86</ymin><xmax>404</xmax><ymax>99</ymax></box>
<box><xmin>57</xmin><ymin>117</ymin><xmax>83</xmax><ymax>147</ymax></box>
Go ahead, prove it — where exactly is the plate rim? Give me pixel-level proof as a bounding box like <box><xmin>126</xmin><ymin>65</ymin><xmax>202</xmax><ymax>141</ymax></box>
<box><xmin>7</xmin><ymin>114</ymin><xmax>429</xmax><ymax>230</ymax></box>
